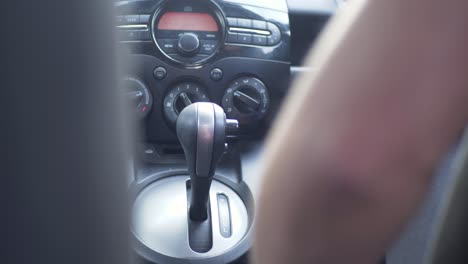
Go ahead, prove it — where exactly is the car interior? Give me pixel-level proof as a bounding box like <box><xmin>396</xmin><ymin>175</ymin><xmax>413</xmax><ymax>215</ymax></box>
<box><xmin>4</xmin><ymin>0</ymin><xmax>468</xmax><ymax>264</ymax></box>
<box><xmin>116</xmin><ymin>0</ymin><xmax>333</xmax><ymax>262</ymax></box>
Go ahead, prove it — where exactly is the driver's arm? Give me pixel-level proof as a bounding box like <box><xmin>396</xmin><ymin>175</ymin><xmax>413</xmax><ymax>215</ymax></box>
<box><xmin>255</xmin><ymin>0</ymin><xmax>468</xmax><ymax>263</ymax></box>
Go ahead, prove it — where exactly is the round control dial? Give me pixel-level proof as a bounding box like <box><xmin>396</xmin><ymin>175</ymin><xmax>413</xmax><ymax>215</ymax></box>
<box><xmin>164</xmin><ymin>82</ymin><xmax>210</xmax><ymax>125</ymax></box>
<box><xmin>222</xmin><ymin>77</ymin><xmax>270</xmax><ymax>124</ymax></box>
<box><xmin>178</xmin><ymin>33</ymin><xmax>200</xmax><ymax>56</ymax></box>
<box><xmin>122</xmin><ymin>77</ymin><xmax>153</xmax><ymax>119</ymax></box>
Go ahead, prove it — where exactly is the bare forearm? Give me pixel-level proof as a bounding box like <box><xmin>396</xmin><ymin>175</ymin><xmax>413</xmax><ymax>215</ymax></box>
<box><xmin>255</xmin><ymin>0</ymin><xmax>468</xmax><ymax>264</ymax></box>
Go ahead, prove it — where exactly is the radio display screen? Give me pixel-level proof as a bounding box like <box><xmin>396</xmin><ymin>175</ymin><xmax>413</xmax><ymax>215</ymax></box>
<box><xmin>157</xmin><ymin>12</ymin><xmax>219</xmax><ymax>32</ymax></box>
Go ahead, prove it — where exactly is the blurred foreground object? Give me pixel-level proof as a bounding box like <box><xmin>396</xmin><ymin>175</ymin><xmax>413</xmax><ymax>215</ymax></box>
<box><xmin>427</xmin><ymin>129</ymin><xmax>468</xmax><ymax>264</ymax></box>
<box><xmin>2</xmin><ymin>0</ymin><xmax>131</xmax><ymax>264</ymax></box>
<box><xmin>254</xmin><ymin>0</ymin><xmax>468</xmax><ymax>264</ymax></box>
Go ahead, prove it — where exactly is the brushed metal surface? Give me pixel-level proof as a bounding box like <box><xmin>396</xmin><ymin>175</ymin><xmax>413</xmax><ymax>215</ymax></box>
<box><xmin>132</xmin><ymin>176</ymin><xmax>249</xmax><ymax>258</ymax></box>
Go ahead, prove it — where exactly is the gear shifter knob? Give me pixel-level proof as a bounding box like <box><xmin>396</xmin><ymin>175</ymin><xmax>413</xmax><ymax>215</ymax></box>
<box><xmin>176</xmin><ymin>103</ymin><xmax>234</xmax><ymax>221</ymax></box>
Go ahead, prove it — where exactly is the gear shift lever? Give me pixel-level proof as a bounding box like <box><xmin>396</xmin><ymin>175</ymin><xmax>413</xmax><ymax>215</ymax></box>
<box><xmin>176</xmin><ymin>103</ymin><xmax>237</xmax><ymax>221</ymax></box>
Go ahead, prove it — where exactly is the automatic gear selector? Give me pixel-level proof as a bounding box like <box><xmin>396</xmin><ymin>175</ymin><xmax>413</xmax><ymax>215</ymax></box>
<box><xmin>176</xmin><ymin>103</ymin><xmax>238</xmax><ymax>221</ymax></box>
<box><xmin>131</xmin><ymin>103</ymin><xmax>253</xmax><ymax>264</ymax></box>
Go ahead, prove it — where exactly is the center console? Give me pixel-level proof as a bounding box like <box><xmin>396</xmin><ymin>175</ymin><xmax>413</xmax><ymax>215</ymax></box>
<box><xmin>115</xmin><ymin>0</ymin><xmax>290</xmax><ymax>263</ymax></box>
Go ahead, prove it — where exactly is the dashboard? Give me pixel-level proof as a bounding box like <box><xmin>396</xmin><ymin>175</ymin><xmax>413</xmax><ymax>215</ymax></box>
<box><xmin>116</xmin><ymin>0</ymin><xmax>292</xmax><ymax>145</ymax></box>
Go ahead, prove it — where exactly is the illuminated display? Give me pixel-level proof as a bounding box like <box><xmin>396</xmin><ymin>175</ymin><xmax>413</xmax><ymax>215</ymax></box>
<box><xmin>158</xmin><ymin>12</ymin><xmax>219</xmax><ymax>32</ymax></box>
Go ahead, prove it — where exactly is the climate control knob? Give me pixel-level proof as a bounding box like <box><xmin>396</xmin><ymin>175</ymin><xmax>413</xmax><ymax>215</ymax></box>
<box><xmin>164</xmin><ymin>82</ymin><xmax>210</xmax><ymax>125</ymax></box>
<box><xmin>222</xmin><ymin>77</ymin><xmax>270</xmax><ymax>124</ymax></box>
<box><xmin>121</xmin><ymin>77</ymin><xmax>153</xmax><ymax>119</ymax></box>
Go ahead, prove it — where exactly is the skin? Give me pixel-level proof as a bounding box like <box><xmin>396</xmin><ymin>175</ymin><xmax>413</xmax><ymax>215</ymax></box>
<box><xmin>254</xmin><ymin>0</ymin><xmax>468</xmax><ymax>263</ymax></box>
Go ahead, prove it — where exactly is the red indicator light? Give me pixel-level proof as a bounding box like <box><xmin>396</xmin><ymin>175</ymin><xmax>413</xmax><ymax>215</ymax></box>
<box><xmin>142</xmin><ymin>106</ymin><xmax>147</xmax><ymax>112</ymax></box>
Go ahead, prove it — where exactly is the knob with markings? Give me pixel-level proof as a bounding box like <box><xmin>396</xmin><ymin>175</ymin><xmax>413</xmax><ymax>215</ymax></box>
<box><xmin>222</xmin><ymin>77</ymin><xmax>270</xmax><ymax>124</ymax></box>
<box><xmin>163</xmin><ymin>82</ymin><xmax>210</xmax><ymax>125</ymax></box>
<box><xmin>122</xmin><ymin>77</ymin><xmax>153</xmax><ymax>119</ymax></box>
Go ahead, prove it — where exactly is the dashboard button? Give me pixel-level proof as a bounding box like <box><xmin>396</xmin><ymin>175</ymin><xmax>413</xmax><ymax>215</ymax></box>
<box><xmin>267</xmin><ymin>34</ymin><xmax>281</xmax><ymax>46</ymax></box>
<box><xmin>252</xmin><ymin>20</ymin><xmax>267</xmax><ymax>30</ymax></box>
<box><xmin>210</xmin><ymin>68</ymin><xmax>223</xmax><ymax>81</ymax></box>
<box><xmin>237</xmin><ymin>18</ymin><xmax>252</xmax><ymax>28</ymax></box>
<box><xmin>267</xmin><ymin>22</ymin><xmax>281</xmax><ymax>45</ymax></box>
<box><xmin>124</xmin><ymin>15</ymin><xmax>139</xmax><ymax>24</ymax></box>
<box><xmin>153</xmin><ymin>67</ymin><xmax>167</xmax><ymax>80</ymax></box>
<box><xmin>237</xmin><ymin>33</ymin><xmax>252</xmax><ymax>44</ymax></box>
<box><xmin>116</xmin><ymin>16</ymin><xmax>125</xmax><ymax>24</ymax></box>
<box><xmin>139</xmin><ymin>30</ymin><xmax>151</xmax><ymax>40</ymax></box>
<box><xmin>119</xmin><ymin>30</ymin><xmax>140</xmax><ymax>41</ymax></box>
<box><xmin>200</xmin><ymin>40</ymin><xmax>217</xmax><ymax>55</ymax></box>
<box><xmin>139</xmin><ymin>14</ymin><xmax>151</xmax><ymax>24</ymax></box>
<box><xmin>200</xmin><ymin>32</ymin><xmax>218</xmax><ymax>40</ymax></box>
<box><xmin>157</xmin><ymin>39</ymin><xmax>177</xmax><ymax>54</ymax></box>
<box><xmin>227</xmin><ymin>17</ymin><xmax>238</xmax><ymax>27</ymax></box>
<box><xmin>252</xmin><ymin>35</ymin><xmax>267</xmax><ymax>46</ymax></box>
<box><xmin>227</xmin><ymin>32</ymin><xmax>238</xmax><ymax>43</ymax></box>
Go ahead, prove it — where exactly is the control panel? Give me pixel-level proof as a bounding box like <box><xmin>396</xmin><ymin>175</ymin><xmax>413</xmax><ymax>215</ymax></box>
<box><xmin>152</xmin><ymin>0</ymin><xmax>225</xmax><ymax>66</ymax></box>
<box><xmin>116</xmin><ymin>15</ymin><xmax>152</xmax><ymax>41</ymax></box>
<box><xmin>226</xmin><ymin>18</ymin><xmax>281</xmax><ymax>46</ymax></box>
<box><xmin>116</xmin><ymin>0</ymin><xmax>290</xmax><ymax>143</ymax></box>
